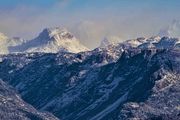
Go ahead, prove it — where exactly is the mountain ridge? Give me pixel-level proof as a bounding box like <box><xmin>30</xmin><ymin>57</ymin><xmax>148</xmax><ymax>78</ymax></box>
<box><xmin>0</xmin><ymin>32</ymin><xmax>180</xmax><ymax>120</ymax></box>
<box><xmin>0</xmin><ymin>27</ymin><xmax>89</xmax><ymax>54</ymax></box>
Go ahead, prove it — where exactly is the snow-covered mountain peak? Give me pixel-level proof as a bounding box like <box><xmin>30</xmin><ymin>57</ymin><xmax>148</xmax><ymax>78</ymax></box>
<box><xmin>98</xmin><ymin>36</ymin><xmax>180</xmax><ymax>52</ymax></box>
<box><xmin>18</xmin><ymin>27</ymin><xmax>89</xmax><ymax>53</ymax></box>
<box><xmin>99</xmin><ymin>36</ymin><xmax>180</xmax><ymax>50</ymax></box>
<box><xmin>125</xmin><ymin>36</ymin><xmax>161</xmax><ymax>46</ymax></box>
<box><xmin>155</xmin><ymin>36</ymin><xmax>180</xmax><ymax>49</ymax></box>
<box><xmin>0</xmin><ymin>28</ymin><xmax>90</xmax><ymax>54</ymax></box>
<box><xmin>137</xmin><ymin>36</ymin><xmax>180</xmax><ymax>49</ymax></box>
<box><xmin>39</xmin><ymin>27</ymin><xmax>75</xmax><ymax>42</ymax></box>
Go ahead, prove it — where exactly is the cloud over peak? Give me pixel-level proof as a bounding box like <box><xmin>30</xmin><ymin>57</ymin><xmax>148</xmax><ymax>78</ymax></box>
<box><xmin>159</xmin><ymin>20</ymin><xmax>180</xmax><ymax>37</ymax></box>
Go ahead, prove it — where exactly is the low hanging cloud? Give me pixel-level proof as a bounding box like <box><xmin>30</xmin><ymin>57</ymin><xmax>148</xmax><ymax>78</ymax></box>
<box><xmin>0</xmin><ymin>0</ymin><xmax>180</xmax><ymax>48</ymax></box>
<box><xmin>0</xmin><ymin>3</ymin><xmax>125</xmax><ymax>49</ymax></box>
<box><xmin>158</xmin><ymin>20</ymin><xmax>180</xmax><ymax>38</ymax></box>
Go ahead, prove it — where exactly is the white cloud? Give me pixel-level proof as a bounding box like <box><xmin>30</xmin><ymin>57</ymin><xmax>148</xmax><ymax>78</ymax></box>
<box><xmin>158</xmin><ymin>20</ymin><xmax>180</xmax><ymax>37</ymax></box>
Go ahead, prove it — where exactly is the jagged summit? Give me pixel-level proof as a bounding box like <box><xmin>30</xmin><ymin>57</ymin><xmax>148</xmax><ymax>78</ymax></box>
<box><xmin>8</xmin><ymin>27</ymin><xmax>89</xmax><ymax>54</ymax></box>
<box><xmin>38</xmin><ymin>27</ymin><xmax>75</xmax><ymax>41</ymax></box>
<box><xmin>25</xmin><ymin>27</ymin><xmax>89</xmax><ymax>53</ymax></box>
<box><xmin>139</xmin><ymin>36</ymin><xmax>180</xmax><ymax>49</ymax></box>
<box><xmin>99</xmin><ymin>36</ymin><xmax>180</xmax><ymax>50</ymax></box>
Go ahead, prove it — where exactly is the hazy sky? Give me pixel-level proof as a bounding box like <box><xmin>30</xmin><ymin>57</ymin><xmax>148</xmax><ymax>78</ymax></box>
<box><xmin>0</xmin><ymin>0</ymin><xmax>180</xmax><ymax>48</ymax></box>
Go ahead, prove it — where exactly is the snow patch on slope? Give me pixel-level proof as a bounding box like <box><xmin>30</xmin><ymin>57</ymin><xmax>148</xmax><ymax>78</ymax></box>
<box><xmin>90</xmin><ymin>92</ymin><xmax>128</xmax><ymax>120</ymax></box>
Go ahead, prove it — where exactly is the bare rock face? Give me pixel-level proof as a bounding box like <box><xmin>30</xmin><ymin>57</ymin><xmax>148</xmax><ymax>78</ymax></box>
<box><xmin>119</xmin><ymin>72</ymin><xmax>180</xmax><ymax>120</ymax></box>
<box><xmin>0</xmin><ymin>80</ymin><xmax>58</xmax><ymax>120</ymax></box>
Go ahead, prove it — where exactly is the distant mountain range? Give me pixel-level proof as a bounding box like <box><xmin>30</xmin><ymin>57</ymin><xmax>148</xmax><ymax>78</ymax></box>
<box><xmin>0</xmin><ymin>28</ymin><xmax>180</xmax><ymax>120</ymax></box>
<box><xmin>0</xmin><ymin>27</ymin><xmax>89</xmax><ymax>54</ymax></box>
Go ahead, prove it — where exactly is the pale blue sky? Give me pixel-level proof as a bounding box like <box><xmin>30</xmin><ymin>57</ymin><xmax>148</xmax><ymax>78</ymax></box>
<box><xmin>0</xmin><ymin>0</ymin><xmax>180</xmax><ymax>48</ymax></box>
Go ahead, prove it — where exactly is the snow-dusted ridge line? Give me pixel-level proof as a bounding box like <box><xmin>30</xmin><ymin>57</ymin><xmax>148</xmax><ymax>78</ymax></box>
<box><xmin>100</xmin><ymin>36</ymin><xmax>180</xmax><ymax>50</ymax></box>
<box><xmin>0</xmin><ymin>27</ymin><xmax>180</xmax><ymax>54</ymax></box>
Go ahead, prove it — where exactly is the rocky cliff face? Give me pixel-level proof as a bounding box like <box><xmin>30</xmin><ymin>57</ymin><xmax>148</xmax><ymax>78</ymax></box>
<box><xmin>0</xmin><ymin>79</ymin><xmax>58</xmax><ymax>120</ymax></box>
